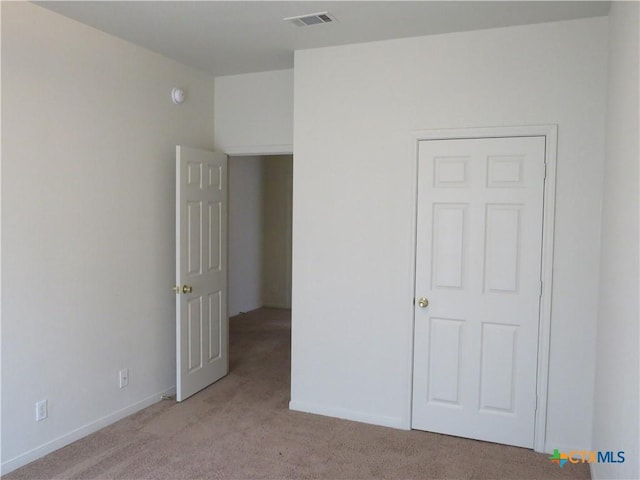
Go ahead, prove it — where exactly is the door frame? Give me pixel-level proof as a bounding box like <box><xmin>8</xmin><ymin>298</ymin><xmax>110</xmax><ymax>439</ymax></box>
<box><xmin>407</xmin><ymin>125</ymin><xmax>558</xmax><ymax>453</ymax></box>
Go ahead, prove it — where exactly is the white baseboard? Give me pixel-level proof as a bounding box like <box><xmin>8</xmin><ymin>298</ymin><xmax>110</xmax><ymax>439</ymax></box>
<box><xmin>289</xmin><ymin>400</ymin><xmax>406</xmax><ymax>430</ymax></box>
<box><xmin>1</xmin><ymin>386</ymin><xmax>176</xmax><ymax>476</ymax></box>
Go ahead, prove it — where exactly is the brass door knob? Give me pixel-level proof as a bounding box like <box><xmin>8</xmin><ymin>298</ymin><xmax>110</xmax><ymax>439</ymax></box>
<box><xmin>418</xmin><ymin>297</ymin><xmax>429</xmax><ymax>308</ymax></box>
<box><xmin>173</xmin><ymin>285</ymin><xmax>193</xmax><ymax>294</ymax></box>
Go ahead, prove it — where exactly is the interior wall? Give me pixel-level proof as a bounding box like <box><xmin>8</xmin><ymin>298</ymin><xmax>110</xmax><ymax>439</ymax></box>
<box><xmin>214</xmin><ymin>70</ymin><xmax>293</xmax><ymax>155</ymax></box>
<box><xmin>228</xmin><ymin>156</ymin><xmax>264</xmax><ymax>316</ymax></box>
<box><xmin>291</xmin><ymin>17</ymin><xmax>607</xmax><ymax>453</ymax></box>
<box><xmin>592</xmin><ymin>2</ymin><xmax>639</xmax><ymax>479</ymax></box>
<box><xmin>1</xmin><ymin>3</ymin><xmax>215</xmax><ymax>472</ymax></box>
<box><xmin>262</xmin><ymin>155</ymin><xmax>293</xmax><ymax>309</ymax></box>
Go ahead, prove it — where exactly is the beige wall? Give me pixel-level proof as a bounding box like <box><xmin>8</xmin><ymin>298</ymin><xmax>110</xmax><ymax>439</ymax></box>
<box><xmin>214</xmin><ymin>70</ymin><xmax>293</xmax><ymax>155</ymax></box>
<box><xmin>1</xmin><ymin>2</ymin><xmax>215</xmax><ymax>472</ymax></box>
<box><xmin>262</xmin><ymin>156</ymin><xmax>293</xmax><ymax>309</ymax></box>
<box><xmin>228</xmin><ymin>156</ymin><xmax>264</xmax><ymax>316</ymax></box>
<box><xmin>592</xmin><ymin>2</ymin><xmax>639</xmax><ymax>479</ymax></box>
<box><xmin>292</xmin><ymin>17</ymin><xmax>607</xmax><ymax>452</ymax></box>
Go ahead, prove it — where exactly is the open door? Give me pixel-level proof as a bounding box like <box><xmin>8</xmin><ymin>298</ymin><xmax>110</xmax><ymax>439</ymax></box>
<box><xmin>175</xmin><ymin>145</ymin><xmax>228</xmax><ymax>401</ymax></box>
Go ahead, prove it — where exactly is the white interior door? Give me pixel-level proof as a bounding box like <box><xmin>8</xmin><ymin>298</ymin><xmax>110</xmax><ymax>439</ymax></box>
<box><xmin>411</xmin><ymin>136</ymin><xmax>545</xmax><ymax>448</ymax></box>
<box><xmin>176</xmin><ymin>145</ymin><xmax>228</xmax><ymax>401</ymax></box>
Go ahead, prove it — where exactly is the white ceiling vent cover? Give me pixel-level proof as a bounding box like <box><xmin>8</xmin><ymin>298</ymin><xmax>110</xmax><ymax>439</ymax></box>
<box><xmin>284</xmin><ymin>12</ymin><xmax>336</xmax><ymax>27</ymax></box>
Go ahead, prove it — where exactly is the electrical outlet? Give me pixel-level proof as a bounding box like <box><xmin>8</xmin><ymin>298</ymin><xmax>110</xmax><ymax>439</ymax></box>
<box><xmin>35</xmin><ymin>399</ymin><xmax>48</xmax><ymax>421</ymax></box>
<box><xmin>119</xmin><ymin>368</ymin><xmax>129</xmax><ymax>388</ymax></box>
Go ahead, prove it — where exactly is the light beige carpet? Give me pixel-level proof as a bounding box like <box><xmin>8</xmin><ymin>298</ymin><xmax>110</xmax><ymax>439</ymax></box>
<box><xmin>6</xmin><ymin>308</ymin><xmax>589</xmax><ymax>479</ymax></box>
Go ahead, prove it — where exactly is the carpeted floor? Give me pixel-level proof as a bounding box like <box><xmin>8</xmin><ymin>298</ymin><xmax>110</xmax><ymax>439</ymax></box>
<box><xmin>6</xmin><ymin>308</ymin><xmax>589</xmax><ymax>479</ymax></box>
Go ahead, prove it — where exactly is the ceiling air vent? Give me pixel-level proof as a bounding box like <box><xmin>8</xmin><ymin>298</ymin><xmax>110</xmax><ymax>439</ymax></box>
<box><xmin>284</xmin><ymin>12</ymin><xmax>336</xmax><ymax>27</ymax></box>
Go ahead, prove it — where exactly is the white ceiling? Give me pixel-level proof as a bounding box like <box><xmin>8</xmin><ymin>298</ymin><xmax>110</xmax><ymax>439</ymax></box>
<box><xmin>37</xmin><ymin>1</ymin><xmax>610</xmax><ymax>77</ymax></box>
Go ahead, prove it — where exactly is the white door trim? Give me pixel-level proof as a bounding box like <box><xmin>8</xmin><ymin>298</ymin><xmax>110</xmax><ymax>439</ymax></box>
<box><xmin>407</xmin><ymin>125</ymin><xmax>557</xmax><ymax>453</ymax></box>
<box><xmin>224</xmin><ymin>144</ymin><xmax>293</xmax><ymax>156</ymax></box>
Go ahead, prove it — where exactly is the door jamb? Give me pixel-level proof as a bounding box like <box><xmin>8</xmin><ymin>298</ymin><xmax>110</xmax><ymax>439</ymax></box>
<box><xmin>407</xmin><ymin>125</ymin><xmax>557</xmax><ymax>453</ymax></box>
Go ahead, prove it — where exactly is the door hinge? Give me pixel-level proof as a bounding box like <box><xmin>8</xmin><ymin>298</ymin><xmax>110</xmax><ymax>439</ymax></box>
<box><xmin>543</xmin><ymin>162</ymin><xmax>547</xmax><ymax>179</ymax></box>
<box><xmin>539</xmin><ymin>280</ymin><xmax>543</xmax><ymax>299</ymax></box>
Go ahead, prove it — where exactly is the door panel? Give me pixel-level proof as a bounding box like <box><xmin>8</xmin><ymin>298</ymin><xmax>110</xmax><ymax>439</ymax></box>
<box><xmin>176</xmin><ymin>145</ymin><xmax>228</xmax><ymax>402</ymax></box>
<box><xmin>412</xmin><ymin>136</ymin><xmax>545</xmax><ymax>448</ymax></box>
<box><xmin>432</xmin><ymin>204</ymin><xmax>467</xmax><ymax>289</ymax></box>
<box><xmin>427</xmin><ymin>317</ymin><xmax>463</xmax><ymax>405</ymax></box>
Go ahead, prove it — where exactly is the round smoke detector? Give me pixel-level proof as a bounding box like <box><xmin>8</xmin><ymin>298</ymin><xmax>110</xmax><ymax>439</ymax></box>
<box><xmin>171</xmin><ymin>88</ymin><xmax>186</xmax><ymax>105</ymax></box>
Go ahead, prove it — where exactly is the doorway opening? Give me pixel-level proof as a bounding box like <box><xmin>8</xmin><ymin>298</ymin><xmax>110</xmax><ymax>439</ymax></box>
<box><xmin>228</xmin><ymin>155</ymin><xmax>293</xmax><ymax>315</ymax></box>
